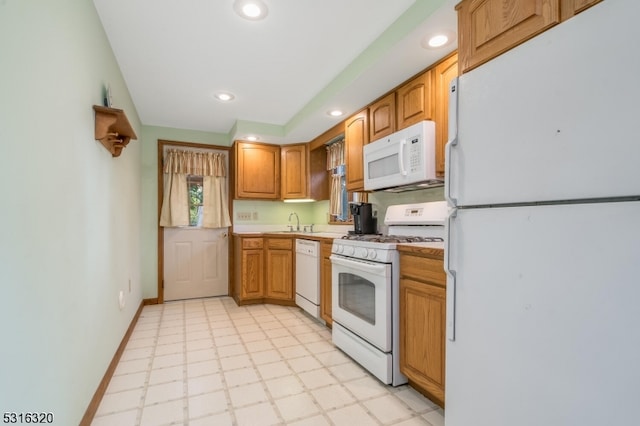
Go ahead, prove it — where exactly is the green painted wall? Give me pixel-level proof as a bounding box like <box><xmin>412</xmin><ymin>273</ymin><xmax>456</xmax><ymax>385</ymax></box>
<box><xmin>233</xmin><ymin>200</ymin><xmax>316</xmax><ymax>226</ymax></box>
<box><xmin>0</xmin><ymin>0</ymin><xmax>141</xmax><ymax>423</ymax></box>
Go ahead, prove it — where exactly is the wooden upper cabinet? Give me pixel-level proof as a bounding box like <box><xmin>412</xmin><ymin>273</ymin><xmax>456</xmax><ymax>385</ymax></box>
<box><xmin>433</xmin><ymin>52</ymin><xmax>458</xmax><ymax>177</ymax></box>
<box><xmin>560</xmin><ymin>0</ymin><xmax>602</xmax><ymax>21</ymax></box>
<box><xmin>234</xmin><ymin>141</ymin><xmax>280</xmax><ymax>199</ymax></box>
<box><xmin>456</xmin><ymin>0</ymin><xmax>560</xmax><ymax>74</ymax></box>
<box><xmin>309</xmin><ymin>147</ymin><xmax>329</xmax><ymax>201</ymax></box>
<box><xmin>344</xmin><ymin>109</ymin><xmax>369</xmax><ymax>192</ymax></box>
<box><xmin>396</xmin><ymin>70</ymin><xmax>433</xmax><ymax>130</ymax></box>
<box><xmin>281</xmin><ymin>144</ymin><xmax>308</xmax><ymax>200</ymax></box>
<box><xmin>369</xmin><ymin>92</ymin><xmax>396</xmax><ymax>142</ymax></box>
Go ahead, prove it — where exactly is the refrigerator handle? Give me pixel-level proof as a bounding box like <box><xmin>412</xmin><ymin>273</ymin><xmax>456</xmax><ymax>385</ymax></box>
<box><xmin>444</xmin><ymin>208</ymin><xmax>457</xmax><ymax>342</ymax></box>
<box><xmin>445</xmin><ymin>77</ymin><xmax>459</xmax><ymax>207</ymax></box>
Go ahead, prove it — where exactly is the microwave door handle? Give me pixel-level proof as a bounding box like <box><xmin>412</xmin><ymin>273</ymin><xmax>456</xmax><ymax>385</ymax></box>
<box><xmin>398</xmin><ymin>138</ymin><xmax>408</xmax><ymax>176</ymax></box>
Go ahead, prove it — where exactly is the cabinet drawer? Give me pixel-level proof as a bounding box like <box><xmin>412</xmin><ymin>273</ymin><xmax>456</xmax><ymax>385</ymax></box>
<box><xmin>242</xmin><ymin>238</ymin><xmax>263</xmax><ymax>249</ymax></box>
<box><xmin>400</xmin><ymin>254</ymin><xmax>446</xmax><ymax>287</ymax></box>
<box><xmin>267</xmin><ymin>238</ymin><xmax>292</xmax><ymax>250</ymax></box>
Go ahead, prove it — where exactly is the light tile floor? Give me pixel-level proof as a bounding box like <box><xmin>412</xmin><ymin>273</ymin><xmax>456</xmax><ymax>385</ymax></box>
<box><xmin>92</xmin><ymin>297</ymin><xmax>445</xmax><ymax>426</ymax></box>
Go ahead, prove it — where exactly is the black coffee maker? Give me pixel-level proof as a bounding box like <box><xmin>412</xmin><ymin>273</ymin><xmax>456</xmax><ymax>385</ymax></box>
<box><xmin>350</xmin><ymin>202</ymin><xmax>377</xmax><ymax>234</ymax></box>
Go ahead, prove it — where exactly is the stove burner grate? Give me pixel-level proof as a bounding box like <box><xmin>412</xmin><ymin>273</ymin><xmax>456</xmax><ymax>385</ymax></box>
<box><xmin>341</xmin><ymin>234</ymin><xmax>444</xmax><ymax>244</ymax></box>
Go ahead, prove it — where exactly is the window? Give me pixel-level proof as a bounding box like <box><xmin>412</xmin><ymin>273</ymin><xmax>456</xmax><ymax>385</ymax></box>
<box><xmin>187</xmin><ymin>175</ymin><xmax>203</xmax><ymax>226</ymax></box>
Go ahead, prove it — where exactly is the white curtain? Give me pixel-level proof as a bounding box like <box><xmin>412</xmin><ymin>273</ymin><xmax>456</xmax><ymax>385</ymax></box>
<box><xmin>202</xmin><ymin>154</ymin><xmax>232</xmax><ymax>228</ymax></box>
<box><xmin>326</xmin><ymin>139</ymin><xmax>344</xmax><ymax>170</ymax></box>
<box><xmin>159</xmin><ymin>149</ymin><xmax>231</xmax><ymax>228</ymax></box>
<box><xmin>329</xmin><ymin>173</ymin><xmax>343</xmax><ymax>216</ymax></box>
<box><xmin>327</xmin><ymin>140</ymin><xmax>345</xmax><ymax>217</ymax></box>
<box><xmin>159</xmin><ymin>151</ymin><xmax>189</xmax><ymax>227</ymax></box>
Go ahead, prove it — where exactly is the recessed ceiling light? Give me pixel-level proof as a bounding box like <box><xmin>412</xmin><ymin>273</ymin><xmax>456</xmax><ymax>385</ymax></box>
<box><xmin>215</xmin><ymin>92</ymin><xmax>235</xmax><ymax>102</ymax></box>
<box><xmin>246</xmin><ymin>135</ymin><xmax>259</xmax><ymax>141</ymax></box>
<box><xmin>421</xmin><ymin>30</ymin><xmax>455</xmax><ymax>49</ymax></box>
<box><xmin>233</xmin><ymin>0</ymin><xmax>268</xmax><ymax>21</ymax></box>
<box><xmin>328</xmin><ymin>110</ymin><xmax>344</xmax><ymax>117</ymax></box>
<box><xmin>428</xmin><ymin>34</ymin><xmax>449</xmax><ymax>48</ymax></box>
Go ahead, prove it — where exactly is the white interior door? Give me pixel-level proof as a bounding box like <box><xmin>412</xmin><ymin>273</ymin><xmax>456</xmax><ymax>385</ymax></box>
<box><xmin>164</xmin><ymin>227</ymin><xmax>229</xmax><ymax>301</ymax></box>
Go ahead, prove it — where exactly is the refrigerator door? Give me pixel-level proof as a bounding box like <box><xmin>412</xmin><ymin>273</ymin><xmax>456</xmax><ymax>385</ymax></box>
<box><xmin>445</xmin><ymin>201</ymin><xmax>640</xmax><ymax>426</ymax></box>
<box><xmin>447</xmin><ymin>0</ymin><xmax>640</xmax><ymax>208</ymax></box>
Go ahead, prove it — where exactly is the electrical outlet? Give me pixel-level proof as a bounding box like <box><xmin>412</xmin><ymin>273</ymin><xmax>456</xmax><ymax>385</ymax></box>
<box><xmin>237</xmin><ymin>211</ymin><xmax>252</xmax><ymax>220</ymax></box>
<box><xmin>252</xmin><ymin>211</ymin><xmax>259</xmax><ymax>220</ymax></box>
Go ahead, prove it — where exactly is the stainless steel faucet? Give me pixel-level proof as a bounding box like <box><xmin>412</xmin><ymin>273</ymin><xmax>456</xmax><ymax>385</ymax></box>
<box><xmin>288</xmin><ymin>212</ymin><xmax>300</xmax><ymax>231</ymax></box>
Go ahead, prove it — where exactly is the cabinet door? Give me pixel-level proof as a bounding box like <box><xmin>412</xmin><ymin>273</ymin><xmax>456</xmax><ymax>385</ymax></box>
<box><xmin>396</xmin><ymin>70</ymin><xmax>433</xmax><ymax>130</ymax></box>
<box><xmin>320</xmin><ymin>241</ymin><xmax>333</xmax><ymax>326</ymax></box>
<box><xmin>400</xmin><ymin>278</ymin><xmax>446</xmax><ymax>407</ymax></box>
<box><xmin>241</xmin><ymin>249</ymin><xmax>264</xmax><ymax>299</ymax></box>
<box><xmin>344</xmin><ymin>109</ymin><xmax>369</xmax><ymax>192</ymax></box>
<box><xmin>235</xmin><ymin>141</ymin><xmax>280</xmax><ymax>199</ymax></box>
<box><xmin>560</xmin><ymin>0</ymin><xmax>602</xmax><ymax>21</ymax></box>
<box><xmin>266</xmin><ymin>249</ymin><xmax>293</xmax><ymax>300</ymax></box>
<box><xmin>369</xmin><ymin>92</ymin><xmax>396</xmax><ymax>142</ymax></box>
<box><xmin>433</xmin><ymin>53</ymin><xmax>458</xmax><ymax>177</ymax></box>
<box><xmin>281</xmin><ymin>144</ymin><xmax>308</xmax><ymax>200</ymax></box>
<box><xmin>456</xmin><ymin>0</ymin><xmax>560</xmax><ymax>73</ymax></box>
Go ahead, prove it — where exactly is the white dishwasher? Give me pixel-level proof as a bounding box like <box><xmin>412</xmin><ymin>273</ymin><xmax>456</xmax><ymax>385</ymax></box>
<box><xmin>295</xmin><ymin>239</ymin><xmax>321</xmax><ymax>319</ymax></box>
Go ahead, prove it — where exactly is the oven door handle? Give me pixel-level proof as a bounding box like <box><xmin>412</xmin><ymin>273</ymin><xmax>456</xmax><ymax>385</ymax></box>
<box><xmin>330</xmin><ymin>255</ymin><xmax>388</xmax><ymax>274</ymax></box>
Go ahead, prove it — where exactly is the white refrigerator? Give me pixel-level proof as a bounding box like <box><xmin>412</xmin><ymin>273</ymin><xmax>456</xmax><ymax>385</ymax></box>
<box><xmin>444</xmin><ymin>1</ymin><xmax>640</xmax><ymax>425</ymax></box>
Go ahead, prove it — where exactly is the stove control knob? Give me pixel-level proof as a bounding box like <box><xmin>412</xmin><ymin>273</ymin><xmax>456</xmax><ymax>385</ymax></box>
<box><xmin>356</xmin><ymin>247</ymin><xmax>368</xmax><ymax>258</ymax></box>
<box><xmin>344</xmin><ymin>246</ymin><xmax>355</xmax><ymax>256</ymax></box>
<box><xmin>367</xmin><ymin>249</ymin><xmax>377</xmax><ymax>260</ymax></box>
<box><xmin>335</xmin><ymin>244</ymin><xmax>343</xmax><ymax>254</ymax></box>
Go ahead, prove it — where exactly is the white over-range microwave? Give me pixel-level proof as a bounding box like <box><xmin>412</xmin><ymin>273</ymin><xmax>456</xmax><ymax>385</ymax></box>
<box><xmin>363</xmin><ymin>120</ymin><xmax>442</xmax><ymax>192</ymax></box>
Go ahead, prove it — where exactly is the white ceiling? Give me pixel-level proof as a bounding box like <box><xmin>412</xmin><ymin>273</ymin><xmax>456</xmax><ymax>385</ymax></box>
<box><xmin>93</xmin><ymin>0</ymin><xmax>458</xmax><ymax>144</ymax></box>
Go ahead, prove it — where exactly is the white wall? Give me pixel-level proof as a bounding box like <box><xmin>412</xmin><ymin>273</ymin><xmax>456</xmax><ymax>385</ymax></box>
<box><xmin>0</xmin><ymin>1</ymin><xmax>142</xmax><ymax>423</ymax></box>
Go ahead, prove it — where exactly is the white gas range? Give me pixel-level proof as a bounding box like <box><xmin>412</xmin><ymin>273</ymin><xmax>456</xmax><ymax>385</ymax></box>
<box><xmin>330</xmin><ymin>201</ymin><xmax>448</xmax><ymax>386</ymax></box>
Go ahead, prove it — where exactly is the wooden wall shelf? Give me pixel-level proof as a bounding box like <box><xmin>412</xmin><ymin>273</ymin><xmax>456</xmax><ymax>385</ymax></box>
<box><xmin>92</xmin><ymin>105</ymin><xmax>137</xmax><ymax>157</ymax></box>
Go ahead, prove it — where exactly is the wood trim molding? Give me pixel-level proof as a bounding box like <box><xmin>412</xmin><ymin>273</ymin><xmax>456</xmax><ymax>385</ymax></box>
<box><xmin>309</xmin><ymin>121</ymin><xmax>344</xmax><ymax>151</ymax></box>
<box><xmin>79</xmin><ymin>300</ymin><xmax>145</xmax><ymax>426</ymax></box>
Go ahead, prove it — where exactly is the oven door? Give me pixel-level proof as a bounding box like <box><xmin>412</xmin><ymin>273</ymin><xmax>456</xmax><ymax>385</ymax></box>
<box><xmin>330</xmin><ymin>254</ymin><xmax>391</xmax><ymax>352</ymax></box>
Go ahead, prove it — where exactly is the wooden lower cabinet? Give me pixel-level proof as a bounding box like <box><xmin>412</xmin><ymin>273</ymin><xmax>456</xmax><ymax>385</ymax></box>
<box><xmin>240</xmin><ymin>248</ymin><xmax>265</xmax><ymax>300</ymax></box>
<box><xmin>319</xmin><ymin>239</ymin><xmax>333</xmax><ymax>326</ymax></box>
<box><xmin>265</xmin><ymin>238</ymin><xmax>294</xmax><ymax>300</ymax></box>
<box><xmin>233</xmin><ymin>235</ymin><xmax>295</xmax><ymax>305</ymax></box>
<box><xmin>234</xmin><ymin>237</ymin><xmax>264</xmax><ymax>301</ymax></box>
<box><xmin>399</xmin><ymin>248</ymin><xmax>446</xmax><ymax>407</ymax></box>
